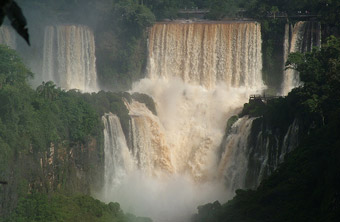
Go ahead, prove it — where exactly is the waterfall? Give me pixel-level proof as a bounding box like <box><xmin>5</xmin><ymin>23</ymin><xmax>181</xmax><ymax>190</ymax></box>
<box><xmin>280</xmin><ymin>119</ymin><xmax>299</xmax><ymax>161</ymax></box>
<box><xmin>127</xmin><ymin>100</ymin><xmax>173</xmax><ymax>177</ymax></box>
<box><xmin>0</xmin><ymin>26</ymin><xmax>16</xmax><ymax>49</ymax></box>
<box><xmin>281</xmin><ymin>21</ymin><xmax>321</xmax><ymax>95</ymax></box>
<box><xmin>241</xmin><ymin>118</ymin><xmax>300</xmax><ymax>189</ymax></box>
<box><xmin>103</xmin><ymin>22</ymin><xmax>265</xmax><ymax>221</ymax></box>
<box><xmin>42</xmin><ymin>25</ymin><xmax>98</xmax><ymax>92</ymax></box>
<box><xmin>218</xmin><ymin>117</ymin><xmax>255</xmax><ymax>195</ymax></box>
<box><xmin>102</xmin><ymin>113</ymin><xmax>134</xmax><ymax>195</ymax></box>
<box><xmin>147</xmin><ymin>22</ymin><xmax>263</xmax><ymax>89</ymax></box>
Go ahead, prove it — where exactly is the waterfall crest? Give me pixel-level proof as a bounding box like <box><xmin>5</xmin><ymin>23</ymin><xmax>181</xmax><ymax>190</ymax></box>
<box><xmin>147</xmin><ymin>22</ymin><xmax>263</xmax><ymax>89</ymax></box>
<box><xmin>0</xmin><ymin>26</ymin><xmax>16</xmax><ymax>49</ymax></box>
<box><xmin>281</xmin><ymin>21</ymin><xmax>321</xmax><ymax>95</ymax></box>
<box><xmin>42</xmin><ymin>25</ymin><xmax>98</xmax><ymax>92</ymax></box>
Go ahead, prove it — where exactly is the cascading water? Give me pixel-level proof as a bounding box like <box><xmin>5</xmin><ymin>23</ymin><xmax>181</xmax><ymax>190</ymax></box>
<box><xmin>42</xmin><ymin>25</ymin><xmax>98</xmax><ymax>92</ymax></box>
<box><xmin>218</xmin><ymin>117</ymin><xmax>255</xmax><ymax>195</ymax></box>
<box><xmin>281</xmin><ymin>21</ymin><xmax>321</xmax><ymax>95</ymax></box>
<box><xmin>102</xmin><ymin>21</ymin><xmax>265</xmax><ymax>221</ymax></box>
<box><xmin>127</xmin><ymin>100</ymin><xmax>174</xmax><ymax>177</ymax></box>
<box><xmin>280</xmin><ymin>119</ymin><xmax>299</xmax><ymax>161</ymax></box>
<box><xmin>102</xmin><ymin>113</ymin><xmax>135</xmax><ymax>195</ymax></box>
<box><xmin>242</xmin><ymin>117</ymin><xmax>301</xmax><ymax>190</ymax></box>
<box><xmin>147</xmin><ymin>22</ymin><xmax>263</xmax><ymax>89</ymax></box>
<box><xmin>0</xmin><ymin>26</ymin><xmax>16</xmax><ymax>49</ymax></box>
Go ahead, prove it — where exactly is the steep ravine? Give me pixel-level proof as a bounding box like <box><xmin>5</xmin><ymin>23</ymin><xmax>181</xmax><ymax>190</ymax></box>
<box><xmin>0</xmin><ymin>18</ymin><xmax>328</xmax><ymax>222</ymax></box>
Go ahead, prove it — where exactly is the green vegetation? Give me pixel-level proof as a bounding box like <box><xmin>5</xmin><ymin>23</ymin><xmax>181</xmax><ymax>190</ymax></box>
<box><xmin>194</xmin><ymin>119</ymin><xmax>340</xmax><ymax>221</ymax></box>
<box><xmin>131</xmin><ymin>92</ymin><xmax>157</xmax><ymax>115</ymax></box>
<box><xmin>0</xmin><ymin>42</ymin><xmax>143</xmax><ymax>219</ymax></box>
<box><xmin>0</xmin><ymin>44</ymin><xmax>105</xmax><ymax>216</ymax></box>
<box><xmin>95</xmin><ymin>0</ymin><xmax>155</xmax><ymax>91</ymax></box>
<box><xmin>193</xmin><ymin>36</ymin><xmax>340</xmax><ymax>222</ymax></box>
<box><xmin>5</xmin><ymin>193</ymin><xmax>151</xmax><ymax>222</ymax></box>
<box><xmin>131</xmin><ymin>0</ymin><xmax>339</xmax><ymax>26</ymax></box>
<box><xmin>0</xmin><ymin>45</ymin><xmax>101</xmax><ymax>150</ymax></box>
<box><xmin>225</xmin><ymin>115</ymin><xmax>238</xmax><ymax>134</ymax></box>
<box><xmin>0</xmin><ymin>42</ymin><xmax>156</xmax><ymax>221</ymax></box>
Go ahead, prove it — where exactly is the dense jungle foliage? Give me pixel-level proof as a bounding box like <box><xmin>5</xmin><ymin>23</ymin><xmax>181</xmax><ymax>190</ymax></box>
<box><xmin>6</xmin><ymin>193</ymin><xmax>151</xmax><ymax>222</ymax></box>
<box><xmin>0</xmin><ymin>44</ymin><xmax>99</xmax><ymax>219</ymax></box>
<box><xmin>0</xmin><ymin>42</ymin><xmax>153</xmax><ymax>221</ymax></box>
<box><xmin>193</xmin><ymin>36</ymin><xmax>340</xmax><ymax>222</ymax></box>
<box><xmin>0</xmin><ymin>44</ymin><xmax>101</xmax><ymax>159</ymax></box>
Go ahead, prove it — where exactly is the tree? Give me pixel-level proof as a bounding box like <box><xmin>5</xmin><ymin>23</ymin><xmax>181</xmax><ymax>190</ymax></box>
<box><xmin>207</xmin><ymin>0</ymin><xmax>238</xmax><ymax>20</ymax></box>
<box><xmin>0</xmin><ymin>45</ymin><xmax>32</xmax><ymax>88</ymax></box>
<box><xmin>36</xmin><ymin>81</ymin><xmax>60</xmax><ymax>100</ymax></box>
<box><xmin>286</xmin><ymin>36</ymin><xmax>340</xmax><ymax>87</ymax></box>
<box><xmin>286</xmin><ymin>36</ymin><xmax>340</xmax><ymax>125</ymax></box>
<box><xmin>114</xmin><ymin>0</ymin><xmax>155</xmax><ymax>36</ymax></box>
<box><xmin>270</xmin><ymin>5</ymin><xmax>279</xmax><ymax>19</ymax></box>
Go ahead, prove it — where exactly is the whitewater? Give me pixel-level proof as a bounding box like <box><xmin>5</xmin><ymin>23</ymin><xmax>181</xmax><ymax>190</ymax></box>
<box><xmin>101</xmin><ymin>21</ymin><xmax>264</xmax><ymax>222</ymax></box>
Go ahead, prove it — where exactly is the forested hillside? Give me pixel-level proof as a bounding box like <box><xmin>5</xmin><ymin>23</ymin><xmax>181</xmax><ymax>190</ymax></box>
<box><xmin>0</xmin><ymin>44</ymin><xmax>152</xmax><ymax>222</ymax></box>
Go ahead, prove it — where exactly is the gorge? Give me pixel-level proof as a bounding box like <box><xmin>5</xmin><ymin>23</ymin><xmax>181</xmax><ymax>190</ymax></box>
<box><xmin>0</xmin><ymin>2</ymin><xmax>335</xmax><ymax>220</ymax></box>
<box><xmin>103</xmin><ymin>22</ymin><xmax>264</xmax><ymax>220</ymax></box>
<box><xmin>99</xmin><ymin>21</ymin><xmax>320</xmax><ymax>221</ymax></box>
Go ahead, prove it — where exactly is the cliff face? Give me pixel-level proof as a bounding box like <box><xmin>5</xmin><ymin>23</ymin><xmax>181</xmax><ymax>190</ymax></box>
<box><xmin>218</xmin><ymin>112</ymin><xmax>302</xmax><ymax>193</ymax></box>
<box><xmin>244</xmin><ymin>116</ymin><xmax>300</xmax><ymax>189</ymax></box>
<box><xmin>218</xmin><ymin>93</ymin><xmax>319</xmax><ymax>192</ymax></box>
<box><xmin>0</xmin><ymin>137</ymin><xmax>104</xmax><ymax>217</ymax></box>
